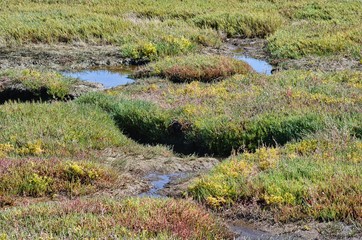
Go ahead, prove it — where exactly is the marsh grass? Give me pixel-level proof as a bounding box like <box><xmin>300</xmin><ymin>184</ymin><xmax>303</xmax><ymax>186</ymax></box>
<box><xmin>0</xmin><ymin>69</ymin><xmax>75</xmax><ymax>100</ymax></box>
<box><xmin>0</xmin><ymin>198</ymin><xmax>231</xmax><ymax>239</ymax></box>
<box><xmin>88</xmin><ymin>69</ymin><xmax>361</xmax><ymax>156</ymax></box>
<box><xmin>1</xmin><ymin>0</ymin><xmax>360</xmax><ymax>60</ymax></box>
<box><xmin>188</xmin><ymin>134</ymin><xmax>362</xmax><ymax>222</ymax></box>
<box><xmin>0</xmin><ymin>102</ymin><xmax>126</xmax><ymax>157</ymax></box>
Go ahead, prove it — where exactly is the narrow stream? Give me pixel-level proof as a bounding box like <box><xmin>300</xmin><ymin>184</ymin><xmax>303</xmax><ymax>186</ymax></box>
<box><xmin>139</xmin><ymin>173</ymin><xmax>184</xmax><ymax>198</ymax></box>
<box><xmin>62</xmin><ymin>66</ymin><xmax>135</xmax><ymax>88</ymax></box>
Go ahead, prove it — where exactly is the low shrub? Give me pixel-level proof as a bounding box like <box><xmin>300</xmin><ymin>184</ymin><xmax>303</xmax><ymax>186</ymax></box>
<box><xmin>120</xmin><ymin>36</ymin><xmax>195</xmax><ymax>62</ymax></box>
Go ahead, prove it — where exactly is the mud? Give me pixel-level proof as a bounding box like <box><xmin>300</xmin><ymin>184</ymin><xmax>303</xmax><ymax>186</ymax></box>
<box><xmin>96</xmin><ymin>148</ymin><xmax>220</xmax><ymax>198</ymax></box>
<box><xmin>0</xmin><ymin>43</ymin><xmax>130</xmax><ymax>71</ymax></box>
<box><xmin>1</xmin><ymin>41</ymin><xmax>360</xmax><ymax>73</ymax></box>
<box><xmin>221</xmin><ymin>202</ymin><xmax>362</xmax><ymax>240</ymax></box>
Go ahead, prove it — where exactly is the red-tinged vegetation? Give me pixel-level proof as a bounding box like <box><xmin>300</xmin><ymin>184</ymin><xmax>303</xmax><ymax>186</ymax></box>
<box><xmin>0</xmin><ymin>198</ymin><xmax>232</xmax><ymax>239</ymax></box>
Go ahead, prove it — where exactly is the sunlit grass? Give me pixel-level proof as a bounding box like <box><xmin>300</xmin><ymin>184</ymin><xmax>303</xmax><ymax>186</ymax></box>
<box><xmin>1</xmin><ymin>0</ymin><xmax>360</xmax><ymax>59</ymax></box>
<box><xmin>188</xmin><ymin>134</ymin><xmax>362</xmax><ymax>222</ymax></box>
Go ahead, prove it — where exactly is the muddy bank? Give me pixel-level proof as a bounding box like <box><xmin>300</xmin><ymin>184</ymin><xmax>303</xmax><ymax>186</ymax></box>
<box><xmin>95</xmin><ymin>148</ymin><xmax>220</xmax><ymax>198</ymax></box>
<box><xmin>275</xmin><ymin>55</ymin><xmax>362</xmax><ymax>72</ymax></box>
<box><xmin>220</xmin><ymin>202</ymin><xmax>362</xmax><ymax>240</ymax></box>
<box><xmin>0</xmin><ymin>74</ymin><xmax>103</xmax><ymax>104</ymax></box>
<box><xmin>0</xmin><ymin>44</ymin><xmax>129</xmax><ymax>71</ymax></box>
<box><xmin>1</xmin><ymin>41</ymin><xmax>360</xmax><ymax>73</ymax></box>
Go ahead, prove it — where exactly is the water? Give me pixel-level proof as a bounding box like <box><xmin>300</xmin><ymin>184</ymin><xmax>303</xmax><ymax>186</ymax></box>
<box><xmin>228</xmin><ymin>220</ymin><xmax>273</xmax><ymax>240</ymax></box>
<box><xmin>139</xmin><ymin>173</ymin><xmax>183</xmax><ymax>198</ymax></box>
<box><xmin>234</xmin><ymin>55</ymin><xmax>273</xmax><ymax>75</ymax></box>
<box><xmin>62</xmin><ymin>66</ymin><xmax>135</xmax><ymax>88</ymax></box>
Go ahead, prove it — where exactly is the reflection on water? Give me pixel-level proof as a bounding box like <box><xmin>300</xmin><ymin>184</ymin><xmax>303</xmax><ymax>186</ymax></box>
<box><xmin>62</xmin><ymin>66</ymin><xmax>135</xmax><ymax>88</ymax></box>
<box><xmin>234</xmin><ymin>55</ymin><xmax>273</xmax><ymax>75</ymax></box>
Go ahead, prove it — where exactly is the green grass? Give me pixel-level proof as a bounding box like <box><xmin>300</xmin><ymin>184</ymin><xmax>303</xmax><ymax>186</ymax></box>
<box><xmin>0</xmin><ymin>198</ymin><xmax>231</xmax><ymax>239</ymax></box>
<box><xmin>0</xmin><ymin>101</ymin><xmax>172</xmax><ymax>158</ymax></box>
<box><xmin>1</xmin><ymin>0</ymin><xmax>360</xmax><ymax>60</ymax></box>
<box><xmin>134</xmin><ymin>54</ymin><xmax>253</xmax><ymax>82</ymax></box>
<box><xmin>0</xmin><ymin>69</ymin><xmax>76</xmax><ymax>100</ymax></box>
<box><xmin>84</xmin><ymin>69</ymin><xmax>362</xmax><ymax>156</ymax></box>
<box><xmin>188</xmin><ymin>134</ymin><xmax>362</xmax><ymax>222</ymax></box>
<box><xmin>0</xmin><ymin>102</ymin><xmax>125</xmax><ymax>156</ymax></box>
<box><xmin>267</xmin><ymin>0</ymin><xmax>362</xmax><ymax>59</ymax></box>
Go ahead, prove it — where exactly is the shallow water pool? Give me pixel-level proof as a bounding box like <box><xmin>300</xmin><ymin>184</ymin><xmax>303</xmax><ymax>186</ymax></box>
<box><xmin>234</xmin><ymin>55</ymin><xmax>273</xmax><ymax>75</ymax></box>
<box><xmin>62</xmin><ymin>67</ymin><xmax>135</xmax><ymax>88</ymax></box>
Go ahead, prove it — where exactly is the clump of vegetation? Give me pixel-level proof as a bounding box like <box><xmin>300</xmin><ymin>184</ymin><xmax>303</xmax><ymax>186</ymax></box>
<box><xmin>121</xmin><ymin>36</ymin><xmax>195</xmax><ymax>62</ymax></box>
<box><xmin>193</xmin><ymin>11</ymin><xmax>283</xmax><ymax>38</ymax></box>
<box><xmin>0</xmin><ymin>198</ymin><xmax>231</xmax><ymax>239</ymax></box>
<box><xmin>0</xmin><ymin>158</ymin><xmax>117</xmax><ymax>202</ymax></box>
<box><xmin>87</xmin><ymin>70</ymin><xmax>361</xmax><ymax>156</ymax></box>
<box><xmin>188</xmin><ymin>134</ymin><xmax>362</xmax><ymax>222</ymax></box>
<box><xmin>134</xmin><ymin>54</ymin><xmax>253</xmax><ymax>82</ymax></box>
<box><xmin>268</xmin><ymin>22</ymin><xmax>362</xmax><ymax>59</ymax></box>
<box><xmin>0</xmin><ymin>69</ymin><xmax>75</xmax><ymax>100</ymax></box>
<box><xmin>0</xmin><ymin>102</ymin><xmax>129</xmax><ymax>156</ymax></box>
<box><xmin>267</xmin><ymin>0</ymin><xmax>362</xmax><ymax>59</ymax></box>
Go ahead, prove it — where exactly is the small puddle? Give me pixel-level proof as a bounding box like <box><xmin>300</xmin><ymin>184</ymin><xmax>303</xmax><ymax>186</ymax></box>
<box><xmin>139</xmin><ymin>173</ymin><xmax>184</xmax><ymax>198</ymax></box>
<box><xmin>62</xmin><ymin>66</ymin><xmax>135</xmax><ymax>88</ymax></box>
<box><xmin>234</xmin><ymin>55</ymin><xmax>273</xmax><ymax>75</ymax></box>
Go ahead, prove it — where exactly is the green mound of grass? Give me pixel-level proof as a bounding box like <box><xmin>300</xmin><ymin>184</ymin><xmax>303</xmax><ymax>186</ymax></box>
<box><xmin>188</xmin><ymin>135</ymin><xmax>362</xmax><ymax>222</ymax></box>
<box><xmin>0</xmin><ymin>102</ymin><xmax>129</xmax><ymax>157</ymax></box>
<box><xmin>0</xmin><ymin>69</ymin><xmax>75</xmax><ymax>100</ymax></box>
<box><xmin>134</xmin><ymin>54</ymin><xmax>253</xmax><ymax>82</ymax></box>
<box><xmin>0</xmin><ymin>198</ymin><xmax>231</xmax><ymax>239</ymax></box>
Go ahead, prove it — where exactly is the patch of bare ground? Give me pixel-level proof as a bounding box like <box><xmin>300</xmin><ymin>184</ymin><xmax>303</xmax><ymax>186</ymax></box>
<box><xmin>0</xmin><ymin>43</ymin><xmax>128</xmax><ymax>71</ymax></box>
<box><xmin>90</xmin><ymin>148</ymin><xmax>220</xmax><ymax>198</ymax></box>
<box><xmin>274</xmin><ymin>55</ymin><xmax>362</xmax><ymax>72</ymax></box>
